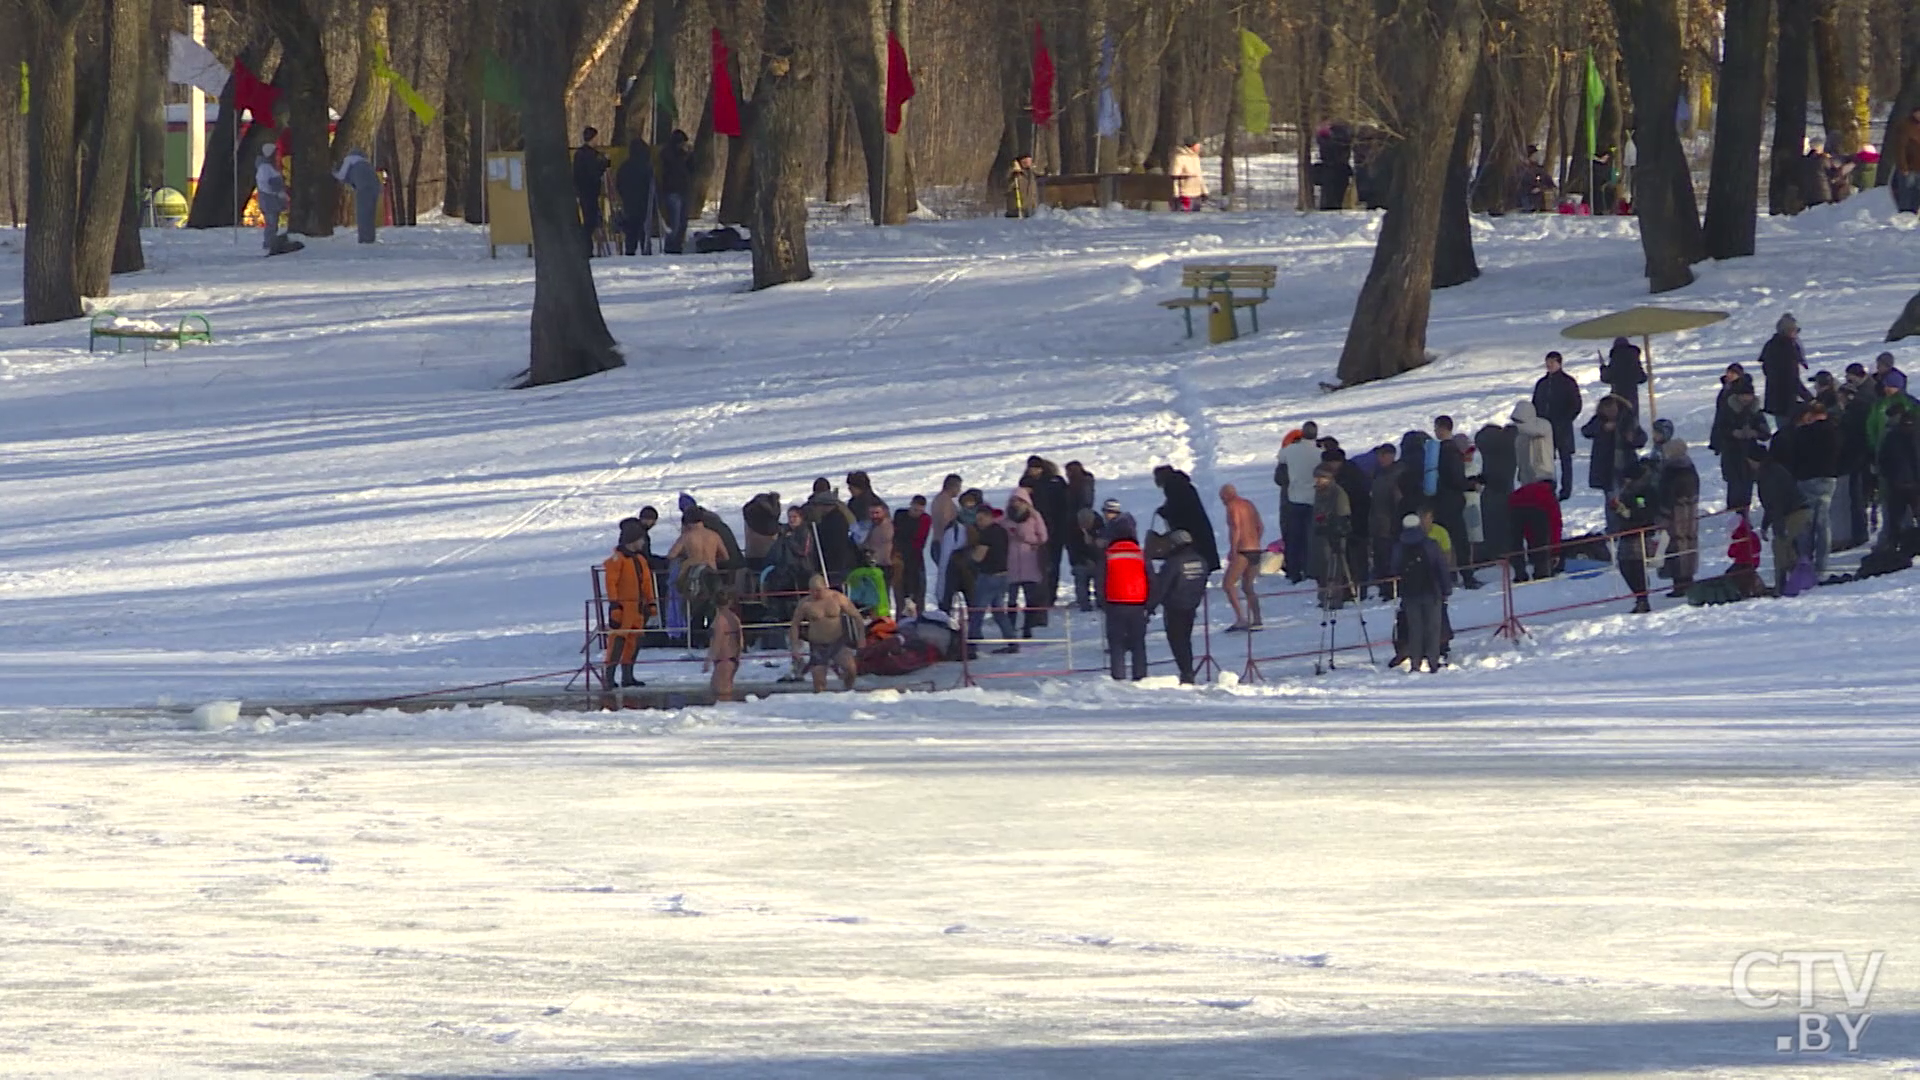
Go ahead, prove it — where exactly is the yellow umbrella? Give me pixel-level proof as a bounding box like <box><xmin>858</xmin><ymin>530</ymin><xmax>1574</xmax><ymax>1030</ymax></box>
<box><xmin>1560</xmin><ymin>306</ymin><xmax>1728</xmax><ymax>421</ymax></box>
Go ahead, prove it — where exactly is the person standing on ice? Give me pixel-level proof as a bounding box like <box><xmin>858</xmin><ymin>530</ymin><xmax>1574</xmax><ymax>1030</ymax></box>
<box><xmin>1610</xmin><ymin>460</ymin><xmax>1659</xmax><ymax>613</ymax></box>
<box><xmin>1273</xmin><ymin>422</ymin><xmax>1323</xmax><ymax>582</ymax></box>
<box><xmin>1531</xmin><ymin>353</ymin><xmax>1582</xmax><ymax>501</ymax></box>
<box><xmin>1656</xmin><ymin>440</ymin><xmax>1701</xmax><ymax>596</ymax></box>
<box><xmin>1752</xmin><ymin>444</ymin><xmax>1812</xmax><ymax>593</ymax></box>
<box><xmin>1368</xmin><ymin>445</ymin><xmax>1406</xmax><ymax>600</ymax></box>
<box><xmin>330</xmin><ymin>148</ymin><xmax>382</xmax><ymax>244</ymax></box>
<box><xmin>790</xmin><ymin>576</ymin><xmax>864</xmax><ymax>693</ymax></box>
<box><xmin>1431</xmin><ymin>417</ymin><xmax>1481</xmax><ymax>589</ymax></box>
<box><xmin>602</xmin><ymin>518</ymin><xmax>658</xmax><ymax>689</ymax></box>
<box><xmin>1169</xmin><ymin>138</ymin><xmax>1207</xmax><ymax>211</ymax></box>
<box><xmin>255</xmin><ymin>143</ymin><xmax>295</xmax><ymax>255</ymax></box>
<box><xmin>1709</xmin><ymin>376</ymin><xmax>1770</xmax><ymax>512</ymax></box>
<box><xmin>705</xmin><ymin>589</ymin><xmax>743</xmax><ymax>702</ymax></box>
<box><xmin>1147</xmin><ymin>529</ymin><xmax>1209</xmax><ymax>684</ymax></box>
<box><xmin>1153</xmin><ymin>465</ymin><xmax>1221</xmax><ymax>574</ymax></box>
<box><xmin>1018</xmin><ymin>457</ymin><xmax>1072</xmax><ymax>604</ymax></box>
<box><xmin>1101</xmin><ymin>517</ymin><xmax>1150</xmax><ymax>681</ymax></box>
<box><xmin>1761</xmin><ymin>314</ymin><xmax>1813</xmax><ymax>420</ymax></box>
<box><xmin>929</xmin><ymin>474</ymin><xmax>963</xmax><ymax>562</ymax></box>
<box><xmin>572</xmin><ymin>127</ymin><xmax>610</xmax><ymax>249</ymax></box>
<box><xmin>1599</xmin><ymin>337</ymin><xmax>1648</xmax><ymax>416</ymax></box>
<box><xmin>1002</xmin><ymin>489</ymin><xmax>1051</xmax><ymax>647</ymax></box>
<box><xmin>1218</xmin><ymin>484</ymin><xmax>1264</xmax><ymax>631</ymax></box>
<box><xmin>1390</xmin><ymin>512</ymin><xmax>1451</xmax><ymax>673</ymax></box>
<box><xmin>1581</xmin><ymin>395</ymin><xmax>1646</xmax><ymax>496</ymax></box>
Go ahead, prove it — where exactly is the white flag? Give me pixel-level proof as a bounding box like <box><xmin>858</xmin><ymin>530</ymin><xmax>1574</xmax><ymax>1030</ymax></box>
<box><xmin>167</xmin><ymin>32</ymin><xmax>228</xmax><ymax>98</ymax></box>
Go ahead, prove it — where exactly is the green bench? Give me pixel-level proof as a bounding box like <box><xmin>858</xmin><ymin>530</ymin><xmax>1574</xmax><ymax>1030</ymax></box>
<box><xmin>1159</xmin><ymin>263</ymin><xmax>1277</xmax><ymax>339</ymax></box>
<box><xmin>89</xmin><ymin>310</ymin><xmax>213</xmax><ymax>364</ymax></box>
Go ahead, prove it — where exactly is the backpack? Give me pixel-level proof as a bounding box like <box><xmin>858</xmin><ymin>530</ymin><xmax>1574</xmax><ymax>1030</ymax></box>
<box><xmin>845</xmin><ymin>566</ymin><xmax>887</xmax><ymax>616</ymax></box>
<box><xmin>1422</xmin><ymin>438</ymin><xmax>1440</xmax><ymax>496</ymax></box>
<box><xmin>1397</xmin><ymin>538</ymin><xmax>1437</xmax><ymax>595</ymax></box>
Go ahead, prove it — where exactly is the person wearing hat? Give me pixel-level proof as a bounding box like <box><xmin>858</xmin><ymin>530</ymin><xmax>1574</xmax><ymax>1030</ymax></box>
<box><xmin>1710</xmin><ymin>374</ymin><xmax>1771</xmax><ymax>512</ymax></box>
<box><xmin>1874</xmin><ymin>351</ymin><xmax>1906</xmax><ymax>395</ymax></box>
<box><xmin>602</xmin><ymin>518</ymin><xmax>659</xmax><ymax>688</ymax></box>
<box><xmin>1531</xmin><ymin>353</ymin><xmax>1583</xmax><ymax>501</ymax></box>
<box><xmin>1390</xmin><ymin>509</ymin><xmax>1451</xmax><ymax>672</ymax></box>
<box><xmin>1655</xmin><ymin>439</ymin><xmax>1701</xmax><ymax>595</ymax></box>
<box><xmin>254</xmin><ymin>142</ymin><xmax>298</xmax><ymax>255</ymax></box>
<box><xmin>1311</xmin><ymin>461</ymin><xmax>1354</xmax><ymax>608</ymax></box>
<box><xmin>1101</xmin><ymin>514</ymin><xmax>1151</xmax><ymax>681</ymax></box>
<box><xmin>1147</xmin><ymin>528</ymin><xmax>1210</xmax><ymax>684</ymax></box>
<box><xmin>572</xmin><ymin>126</ymin><xmax>610</xmax><ymax>249</ymax></box>
<box><xmin>1761</xmin><ymin>314</ymin><xmax>1813</xmax><ymax>420</ymax></box>
<box><xmin>1169</xmin><ymin>138</ymin><xmax>1207</xmax><ymax>211</ymax></box>
<box><xmin>1800</xmin><ymin>136</ymin><xmax>1834</xmax><ymax>208</ymax></box>
<box><xmin>1751</xmin><ymin>443</ymin><xmax>1812</xmax><ymax>593</ymax></box>
<box><xmin>1600</xmin><ymin>337</ymin><xmax>1648</xmax><ymax>415</ymax></box>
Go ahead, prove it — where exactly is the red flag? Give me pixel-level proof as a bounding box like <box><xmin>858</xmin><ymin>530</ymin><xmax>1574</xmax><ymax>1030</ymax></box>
<box><xmin>1031</xmin><ymin>24</ymin><xmax>1055</xmax><ymax>128</ymax></box>
<box><xmin>710</xmin><ymin>29</ymin><xmax>743</xmax><ymax>138</ymax></box>
<box><xmin>884</xmin><ymin>33</ymin><xmax>915</xmax><ymax>135</ymax></box>
<box><xmin>232</xmin><ymin>58</ymin><xmax>280</xmax><ymax>129</ymax></box>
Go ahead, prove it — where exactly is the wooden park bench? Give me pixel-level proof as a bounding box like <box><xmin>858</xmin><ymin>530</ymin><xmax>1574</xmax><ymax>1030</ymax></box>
<box><xmin>1159</xmin><ymin>264</ymin><xmax>1277</xmax><ymax>340</ymax></box>
<box><xmin>89</xmin><ymin>310</ymin><xmax>213</xmax><ymax>364</ymax></box>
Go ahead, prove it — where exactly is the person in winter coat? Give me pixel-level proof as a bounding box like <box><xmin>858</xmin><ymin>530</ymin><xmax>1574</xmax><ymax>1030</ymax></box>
<box><xmin>1146</xmin><ymin>529</ymin><xmax>1209</xmax><ymax>683</ymax></box>
<box><xmin>1274</xmin><ymin>423</ymin><xmax>1323</xmax><ymax>583</ymax></box>
<box><xmin>1838</xmin><ymin>372</ymin><xmax>1876</xmax><ymax>551</ymax></box>
<box><xmin>1599</xmin><ymin>337</ymin><xmax>1648</xmax><ymax>415</ymax></box>
<box><xmin>1876</xmin><ymin>406</ymin><xmax>1920</xmax><ymax>548</ymax></box>
<box><xmin>844</xmin><ymin>471</ymin><xmax>883</xmax><ymax>522</ymax></box>
<box><xmin>1656</xmin><ymin>440</ymin><xmax>1701</xmax><ymax>595</ymax></box>
<box><xmin>255</xmin><ymin>143</ymin><xmax>295</xmax><ymax>255</ymax></box>
<box><xmin>1893</xmin><ymin>105</ymin><xmax>1920</xmax><ymax>213</ymax></box>
<box><xmin>1509</xmin><ymin>401</ymin><xmax>1555</xmax><ymax>495</ymax></box>
<box><xmin>893</xmin><ymin>497</ymin><xmax>931</xmax><ymax>616</ymax></box>
<box><xmin>1369</xmin><ymin>445</ymin><xmax>1407</xmax><ymax>599</ymax></box>
<box><xmin>572</xmin><ymin>127</ymin><xmax>610</xmax><ymax>248</ymax></box>
<box><xmin>1102</xmin><ymin>517</ymin><xmax>1150</xmax><ymax>680</ymax></box>
<box><xmin>1611</xmin><ymin>460</ymin><xmax>1659</xmax><ymax>614</ymax></box>
<box><xmin>1324</xmin><ymin>444</ymin><xmax>1373</xmax><ymax>590</ymax></box>
<box><xmin>742</xmin><ymin>492</ymin><xmax>783</xmax><ymax>561</ymax></box>
<box><xmin>1531</xmin><ymin>352</ymin><xmax>1584</xmax><ymax>500</ymax></box>
<box><xmin>1431</xmin><ymin>417</ymin><xmax>1481</xmax><ymax>588</ymax></box>
<box><xmin>614</xmin><ymin>137</ymin><xmax>656</xmax><ymax>256</ymax></box>
<box><xmin>1508</xmin><ymin>479</ymin><xmax>1562</xmax><ymax>582</ymax></box>
<box><xmin>966</xmin><ymin>504</ymin><xmax>1016</xmax><ymax>652</ymax></box>
<box><xmin>1396</xmin><ymin>430</ymin><xmax>1431</xmax><ymax>520</ymax></box>
<box><xmin>1065</xmin><ymin>461</ymin><xmax>1097</xmax><ymax>515</ymax></box>
<box><xmin>1761</xmin><ymin>314</ymin><xmax>1813</xmax><ymax>419</ymax></box>
<box><xmin>1390</xmin><ymin>511</ymin><xmax>1452</xmax><ymax>673</ymax></box>
<box><xmin>1066</xmin><ymin>508</ymin><xmax>1103</xmax><ymax>611</ymax></box>
<box><xmin>1475</xmin><ymin>417</ymin><xmax>1518</xmax><ymax>570</ymax></box>
<box><xmin>1219</xmin><ymin>484</ymin><xmax>1264</xmax><ymax>631</ymax></box>
<box><xmin>1710</xmin><ymin>375</ymin><xmax>1771</xmax><ymax>512</ymax></box>
<box><xmin>1753</xmin><ymin>444</ymin><xmax>1812</xmax><ymax>592</ymax></box>
<box><xmin>1789</xmin><ymin>402</ymin><xmax>1842</xmax><ymax>573</ymax></box>
<box><xmin>1800</xmin><ymin>139</ymin><xmax>1835</xmax><ymax>208</ymax></box>
<box><xmin>603</xmin><ymin>517</ymin><xmax>659</xmax><ymax>688</ymax></box>
<box><xmin>1002</xmin><ymin>488</ymin><xmax>1051</xmax><ymax>644</ymax></box>
<box><xmin>805</xmin><ymin>480</ymin><xmax>858</xmax><ymax>576</ymax></box>
<box><xmin>1311</xmin><ymin>463</ymin><xmax>1354</xmax><ymax>608</ymax></box>
<box><xmin>1169</xmin><ymin>138</ymin><xmax>1207</xmax><ymax>210</ymax></box>
<box><xmin>1153</xmin><ymin>465</ymin><xmax>1221</xmax><ymax>573</ymax></box>
<box><xmin>658</xmin><ymin>129</ymin><xmax>693</xmax><ymax>253</ymax></box>
<box><xmin>1581</xmin><ymin>394</ymin><xmax>1647</xmax><ymax>494</ymax></box>
<box><xmin>331</xmin><ymin>148</ymin><xmax>382</xmax><ymax>244</ymax></box>
<box><xmin>1018</xmin><ymin>457</ymin><xmax>1073</xmax><ymax>604</ymax></box>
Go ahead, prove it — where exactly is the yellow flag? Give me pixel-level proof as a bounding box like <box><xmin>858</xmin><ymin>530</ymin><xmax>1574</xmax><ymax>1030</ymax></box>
<box><xmin>1237</xmin><ymin>30</ymin><xmax>1271</xmax><ymax>134</ymax></box>
<box><xmin>372</xmin><ymin>44</ymin><xmax>437</xmax><ymax>126</ymax></box>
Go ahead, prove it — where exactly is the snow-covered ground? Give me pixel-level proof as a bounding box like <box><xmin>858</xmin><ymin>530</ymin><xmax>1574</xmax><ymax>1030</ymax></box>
<box><xmin>3</xmin><ymin>191</ymin><xmax>1918</xmax><ymax>1076</ymax></box>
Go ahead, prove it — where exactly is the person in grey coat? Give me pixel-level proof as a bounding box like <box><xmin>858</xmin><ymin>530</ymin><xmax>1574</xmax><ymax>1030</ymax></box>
<box><xmin>332</xmin><ymin>149</ymin><xmax>382</xmax><ymax>244</ymax></box>
<box><xmin>254</xmin><ymin>143</ymin><xmax>296</xmax><ymax>255</ymax></box>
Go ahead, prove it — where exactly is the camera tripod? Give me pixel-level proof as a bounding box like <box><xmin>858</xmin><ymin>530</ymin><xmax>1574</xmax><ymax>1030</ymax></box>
<box><xmin>1314</xmin><ymin>541</ymin><xmax>1377</xmax><ymax>675</ymax></box>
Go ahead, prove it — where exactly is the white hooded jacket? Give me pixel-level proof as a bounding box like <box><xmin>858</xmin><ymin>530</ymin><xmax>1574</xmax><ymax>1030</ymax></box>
<box><xmin>1511</xmin><ymin>401</ymin><xmax>1557</xmax><ymax>486</ymax></box>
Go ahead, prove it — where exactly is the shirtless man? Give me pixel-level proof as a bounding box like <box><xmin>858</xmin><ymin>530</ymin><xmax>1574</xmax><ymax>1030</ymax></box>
<box><xmin>704</xmin><ymin>589</ymin><xmax>744</xmax><ymax>702</ymax></box>
<box><xmin>789</xmin><ymin>575</ymin><xmax>864</xmax><ymax>692</ymax></box>
<box><xmin>1219</xmin><ymin>483</ymin><xmax>1265</xmax><ymax>630</ymax></box>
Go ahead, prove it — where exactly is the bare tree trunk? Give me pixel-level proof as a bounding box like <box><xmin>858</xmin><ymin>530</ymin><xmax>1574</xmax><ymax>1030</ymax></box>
<box><xmin>1772</xmin><ymin>0</ymin><xmax>1814</xmax><ymax>213</ymax></box>
<box><xmin>1147</xmin><ymin>8</ymin><xmax>1187</xmax><ymax>170</ymax></box>
<box><xmin>886</xmin><ymin>0</ymin><xmax>915</xmax><ymax>218</ymax></box>
<box><xmin>23</xmin><ymin>0</ymin><xmax>85</xmax><ymax>324</ymax></box>
<box><xmin>1705</xmin><ymin>0</ymin><xmax>1770</xmax><ymax>256</ymax></box>
<box><xmin>608</xmin><ymin>9</ymin><xmax>653</xmax><ymax>145</ymax></box>
<box><xmin>442</xmin><ymin>0</ymin><xmax>471</xmax><ymax>218</ymax></box>
<box><xmin>1882</xmin><ymin>0</ymin><xmax>1920</xmax><ymax>188</ymax></box>
<box><xmin>74</xmin><ymin>0</ymin><xmax>143</xmax><ymax>298</ymax></box>
<box><xmin>265</xmin><ymin>0</ymin><xmax>335</xmax><ymax>237</ymax></box>
<box><xmin>751</xmin><ymin>0</ymin><xmax>822</xmax><ymax>288</ymax></box>
<box><xmin>117</xmin><ymin>0</ymin><xmax>166</xmax><ymax>276</ymax></box>
<box><xmin>508</xmin><ymin>0</ymin><xmax>623</xmax><ymax>387</ymax></box>
<box><xmin>1612</xmin><ymin>0</ymin><xmax>1706</xmax><ymax>290</ymax></box>
<box><xmin>1334</xmin><ymin>0</ymin><xmax>1483</xmax><ymax>386</ymax></box>
<box><xmin>566</xmin><ymin>0</ymin><xmax>644</xmax><ymax>109</ymax></box>
<box><xmin>333</xmin><ymin>0</ymin><xmax>392</xmax><ymax>167</ymax></box>
<box><xmin>824</xmin><ymin>70</ymin><xmax>847</xmax><ymax>202</ymax></box>
<box><xmin>1813</xmin><ymin>0</ymin><xmax>1862</xmax><ymax>152</ymax></box>
<box><xmin>1433</xmin><ymin>108</ymin><xmax>1479</xmax><ymax>287</ymax></box>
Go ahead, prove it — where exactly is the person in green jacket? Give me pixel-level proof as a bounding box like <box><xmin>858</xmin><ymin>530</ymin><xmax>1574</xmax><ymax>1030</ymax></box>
<box><xmin>1866</xmin><ymin>370</ymin><xmax>1919</xmax><ymax>454</ymax></box>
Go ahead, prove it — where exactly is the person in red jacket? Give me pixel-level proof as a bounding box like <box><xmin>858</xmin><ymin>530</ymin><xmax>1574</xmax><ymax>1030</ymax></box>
<box><xmin>1102</xmin><ymin>516</ymin><xmax>1150</xmax><ymax>681</ymax></box>
<box><xmin>1508</xmin><ymin>479</ymin><xmax>1562</xmax><ymax>583</ymax></box>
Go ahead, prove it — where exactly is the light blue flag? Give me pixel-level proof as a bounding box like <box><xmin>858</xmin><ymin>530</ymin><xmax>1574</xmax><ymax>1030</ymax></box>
<box><xmin>1096</xmin><ymin>33</ymin><xmax>1122</xmax><ymax>138</ymax></box>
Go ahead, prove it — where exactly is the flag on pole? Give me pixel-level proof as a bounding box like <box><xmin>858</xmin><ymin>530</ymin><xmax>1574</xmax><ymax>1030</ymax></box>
<box><xmin>711</xmin><ymin>29</ymin><xmax>742</xmax><ymax>137</ymax></box>
<box><xmin>167</xmin><ymin>32</ymin><xmax>229</xmax><ymax>97</ymax></box>
<box><xmin>1031</xmin><ymin>24</ymin><xmax>1055</xmax><ymax>127</ymax></box>
<box><xmin>1237</xmin><ymin>30</ymin><xmax>1272</xmax><ymax>134</ymax></box>
<box><xmin>884</xmin><ymin>32</ymin><xmax>915</xmax><ymax>135</ymax></box>
<box><xmin>652</xmin><ymin>43</ymin><xmax>678</xmax><ymax>124</ymax></box>
<box><xmin>372</xmin><ymin>44</ymin><xmax>436</xmax><ymax>126</ymax></box>
<box><xmin>481</xmin><ymin>49</ymin><xmax>521</xmax><ymax>108</ymax></box>
<box><xmin>1096</xmin><ymin>32</ymin><xmax>1122</xmax><ymax>138</ymax></box>
<box><xmin>1583</xmin><ymin>48</ymin><xmax>1605</xmax><ymax>158</ymax></box>
<box><xmin>232</xmin><ymin>59</ymin><xmax>280</xmax><ymax>127</ymax></box>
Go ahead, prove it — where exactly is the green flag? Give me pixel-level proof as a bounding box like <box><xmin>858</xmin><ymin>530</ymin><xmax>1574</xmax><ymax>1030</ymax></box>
<box><xmin>481</xmin><ymin>49</ymin><xmax>521</xmax><ymax>108</ymax></box>
<box><xmin>373</xmin><ymin>43</ymin><xmax>437</xmax><ymax>125</ymax></box>
<box><xmin>1237</xmin><ymin>30</ymin><xmax>1271</xmax><ymax>134</ymax></box>
<box><xmin>651</xmin><ymin>44</ymin><xmax>677</xmax><ymax>124</ymax></box>
<box><xmin>1582</xmin><ymin>49</ymin><xmax>1604</xmax><ymax>159</ymax></box>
